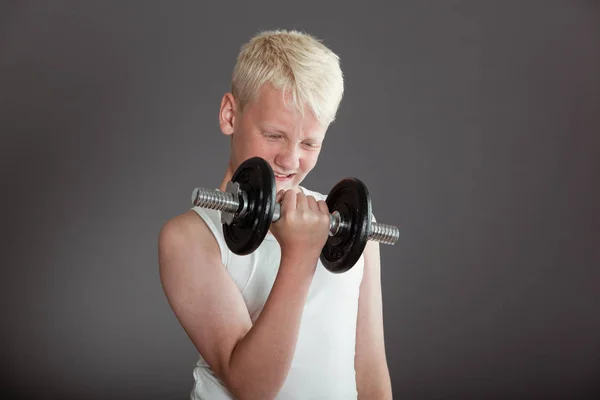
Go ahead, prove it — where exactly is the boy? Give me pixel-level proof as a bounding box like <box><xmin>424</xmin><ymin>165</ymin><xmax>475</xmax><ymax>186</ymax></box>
<box><xmin>158</xmin><ymin>29</ymin><xmax>392</xmax><ymax>399</ymax></box>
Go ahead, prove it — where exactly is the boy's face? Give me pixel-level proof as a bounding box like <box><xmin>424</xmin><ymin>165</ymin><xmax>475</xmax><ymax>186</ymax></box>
<box><xmin>219</xmin><ymin>83</ymin><xmax>328</xmax><ymax>193</ymax></box>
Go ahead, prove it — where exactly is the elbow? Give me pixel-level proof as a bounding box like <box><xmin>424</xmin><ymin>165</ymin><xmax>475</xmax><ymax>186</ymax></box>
<box><xmin>222</xmin><ymin>361</ymin><xmax>288</xmax><ymax>400</ymax></box>
<box><xmin>224</xmin><ymin>372</ymin><xmax>286</xmax><ymax>400</ymax></box>
<box><xmin>217</xmin><ymin>339</ymin><xmax>291</xmax><ymax>399</ymax></box>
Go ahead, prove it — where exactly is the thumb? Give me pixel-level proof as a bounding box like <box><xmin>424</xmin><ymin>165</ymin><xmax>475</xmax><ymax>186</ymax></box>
<box><xmin>275</xmin><ymin>189</ymin><xmax>286</xmax><ymax>203</ymax></box>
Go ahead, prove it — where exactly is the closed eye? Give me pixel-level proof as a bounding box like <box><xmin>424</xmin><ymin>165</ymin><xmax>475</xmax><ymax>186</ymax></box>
<box><xmin>263</xmin><ymin>132</ymin><xmax>284</xmax><ymax>140</ymax></box>
<box><xmin>302</xmin><ymin>142</ymin><xmax>321</xmax><ymax>150</ymax></box>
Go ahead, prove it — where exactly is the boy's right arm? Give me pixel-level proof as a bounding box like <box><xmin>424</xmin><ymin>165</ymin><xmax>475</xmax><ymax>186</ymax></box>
<box><xmin>158</xmin><ymin>192</ymin><xmax>329</xmax><ymax>399</ymax></box>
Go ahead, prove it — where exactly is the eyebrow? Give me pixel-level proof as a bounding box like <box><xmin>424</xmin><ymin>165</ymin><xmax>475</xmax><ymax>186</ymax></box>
<box><xmin>260</xmin><ymin>123</ymin><xmax>323</xmax><ymax>142</ymax></box>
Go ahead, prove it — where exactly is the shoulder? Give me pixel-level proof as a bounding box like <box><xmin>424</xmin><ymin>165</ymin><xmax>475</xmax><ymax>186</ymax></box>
<box><xmin>158</xmin><ymin>209</ymin><xmax>222</xmax><ymax>268</ymax></box>
<box><xmin>159</xmin><ymin>209</ymin><xmax>208</xmax><ymax>243</ymax></box>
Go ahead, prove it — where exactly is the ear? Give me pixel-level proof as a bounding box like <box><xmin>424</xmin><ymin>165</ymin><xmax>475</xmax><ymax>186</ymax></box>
<box><xmin>219</xmin><ymin>93</ymin><xmax>236</xmax><ymax>136</ymax></box>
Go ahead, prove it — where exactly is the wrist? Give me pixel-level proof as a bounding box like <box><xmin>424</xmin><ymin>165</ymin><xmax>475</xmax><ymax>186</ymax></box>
<box><xmin>280</xmin><ymin>249</ymin><xmax>319</xmax><ymax>266</ymax></box>
<box><xmin>279</xmin><ymin>251</ymin><xmax>319</xmax><ymax>278</ymax></box>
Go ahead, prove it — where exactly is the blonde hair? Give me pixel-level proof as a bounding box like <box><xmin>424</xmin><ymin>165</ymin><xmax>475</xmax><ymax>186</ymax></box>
<box><xmin>231</xmin><ymin>29</ymin><xmax>344</xmax><ymax>126</ymax></box>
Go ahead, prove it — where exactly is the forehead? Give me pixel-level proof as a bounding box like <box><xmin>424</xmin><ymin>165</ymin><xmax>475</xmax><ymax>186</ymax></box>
<box><xmin>246</xmin><ymin>84</ymin><xmax>326</xmax><ymax>137</ymax></box>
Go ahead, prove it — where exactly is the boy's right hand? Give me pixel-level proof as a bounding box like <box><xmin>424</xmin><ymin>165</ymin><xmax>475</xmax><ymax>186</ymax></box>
<box><xmin>269</xmin><ymin>188</ymin><xmax>331</xmax><ymax>266</ymax></box>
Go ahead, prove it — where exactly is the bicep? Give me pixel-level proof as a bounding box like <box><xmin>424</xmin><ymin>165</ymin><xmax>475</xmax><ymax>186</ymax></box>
<box><xmin>158</xmin><ymin>214</ymin><xmax>252</xmax><ymax>381</ymax></box>
<box><xmin>356</xmin><ymin>240</ymin><xmax>385</xmax><ymax>348</ymax></box>
<box><xmin>355</xmin><ymin>239</ymin><xmax>392</xmax><ymax>396</ymax></box>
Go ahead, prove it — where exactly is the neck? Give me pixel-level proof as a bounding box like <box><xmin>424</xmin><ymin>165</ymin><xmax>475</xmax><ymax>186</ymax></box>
<box><xmin>218</xmin><ymin>161</ymin><xmax>235</xmax><ymax>192</ymax></box>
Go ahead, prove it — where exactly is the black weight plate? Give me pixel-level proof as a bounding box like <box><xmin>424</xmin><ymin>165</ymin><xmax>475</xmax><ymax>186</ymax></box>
<box><xmin>321</xmin><ymin>178</ymin><xmax>372</xmax><ymax>273</ymax></box>
<box><xmin>223</xmin><ymin>157</ymin><xmax>276</xmax><ymax>255</ymax></box>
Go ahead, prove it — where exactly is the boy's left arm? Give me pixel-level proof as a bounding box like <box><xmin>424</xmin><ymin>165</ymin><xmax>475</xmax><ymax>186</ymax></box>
<box><xmin>355</xmin><ymin>238</ymin><xmax>393</xmax><ymax>399</ymax></box>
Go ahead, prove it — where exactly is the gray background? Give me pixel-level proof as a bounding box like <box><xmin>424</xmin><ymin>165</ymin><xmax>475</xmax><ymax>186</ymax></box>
<box><xmin>1</xmin><ymin>1</ymin><xmax>599</xmax><ymax>399</ymax></box>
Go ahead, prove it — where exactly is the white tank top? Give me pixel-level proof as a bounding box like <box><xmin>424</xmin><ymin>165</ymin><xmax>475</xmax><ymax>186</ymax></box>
<box><xmin>188</xmin><ymin>186</ymin><xmax>365</xmax><ymax>400</ymax></box>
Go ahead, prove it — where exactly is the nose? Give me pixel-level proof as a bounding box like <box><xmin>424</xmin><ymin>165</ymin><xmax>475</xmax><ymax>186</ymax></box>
<box><xmin>274</xmin><ymin>144</ymin><xmax>300</xmax><ymax>172</ymax></box>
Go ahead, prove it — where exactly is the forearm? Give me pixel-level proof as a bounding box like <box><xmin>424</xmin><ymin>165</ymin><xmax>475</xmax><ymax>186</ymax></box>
<box><xmin>225</xmin><ymin>254</ymin><xmax>316</xmax><ymax>399</ymax></box>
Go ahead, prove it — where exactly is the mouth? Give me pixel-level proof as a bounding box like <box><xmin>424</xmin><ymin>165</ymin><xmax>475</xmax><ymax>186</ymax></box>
<box><xmin>274</xmin><ymin>172</ymin><xmax>295</xmax><ymax>182</ymax></box>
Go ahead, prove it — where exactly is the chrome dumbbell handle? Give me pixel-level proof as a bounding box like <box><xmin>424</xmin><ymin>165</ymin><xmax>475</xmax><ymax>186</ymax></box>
<box><xmin>191</xmin><ymin>186</ymin><xmax>399</xmax><ymax>246</ymax></box>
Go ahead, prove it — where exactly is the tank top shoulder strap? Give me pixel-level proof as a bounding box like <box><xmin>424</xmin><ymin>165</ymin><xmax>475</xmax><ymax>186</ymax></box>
<box><xmin>190</xmin><ymin>206</ymin><xmax>230</xmax><ymax>268</ymax></box>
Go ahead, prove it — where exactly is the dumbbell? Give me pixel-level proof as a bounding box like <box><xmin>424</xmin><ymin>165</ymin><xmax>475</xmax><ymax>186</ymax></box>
<box><xmin>191</xmin><ymin>157</ymin><xmax>399</xmax><ymax>273</ymax></box>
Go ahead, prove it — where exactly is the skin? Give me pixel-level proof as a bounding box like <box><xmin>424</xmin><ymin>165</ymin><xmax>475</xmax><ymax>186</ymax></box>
<box><xmin>158</xmin><ymin>83</ymin><xmax>392</xmax><ymax>399</ymax></box>
<box><xmin>218</xmin><ymin>84</ymin><xmax>325</xmax><ymax>195</ymax></box>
